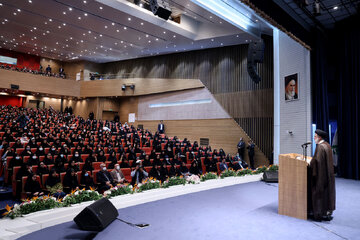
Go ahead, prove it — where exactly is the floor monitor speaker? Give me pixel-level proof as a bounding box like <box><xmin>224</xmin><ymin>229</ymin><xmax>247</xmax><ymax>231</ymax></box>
<box><xmin>74</xmin><ymin>198</ymin><xmax>118</xmax><ymax>231</ymax></box>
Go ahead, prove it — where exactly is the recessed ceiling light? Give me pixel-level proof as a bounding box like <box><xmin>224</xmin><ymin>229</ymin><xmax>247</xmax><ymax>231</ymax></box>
<box><xmin>128</xmin><ymin>17</ymin><xmax>131</xmax><ymax>21</ymax></box>
<box><xmin>173</xmin><ymin>35</ymin><xmax>176</xmax><ymax>38</ymax></box>
<box><xmin>123</xmin><ymin>26</ymin><xmax>127</xmax><ymax>30</ymax></box>
<box><xmin>88</xmin><ymin>30</ymin><xmax>91</xmax><ymax>33</ymax></box>
<box><xmin>49</xmin><ymin>18</ymin><xmax>52</xmax><ymax>22</ymax></box>
<box><xmin>211</xmin><ymin>39</ymin><xmax>214</xmax><ymax>41</ymax></box>
<box><xmin>17</xmin><ymin>9</ymin><xmax>21</xmax><ymax>12</ymax></box>
<box><xmin>44</xmin><ymin>21</ymin><xmax>47</xmax><ymax>24</ymax></box>
<box><xmin>117</xmin><ymin>29</ymin><xmax>120</xmax><ymax>32</ymax></box>
<box><xmin>99</xmin><ymin>34</ymin><xmax>103</xmax><ymax>37</ymax></box>
<box><xmin>70</xmin><ymin>37</ymin><xmax>73</xmax><ymax>39</ymax></box>
<box><xmin>83</xmin><ymin>0</ymin><xmax>87</xmax><ymax>3</ymax></box>
<box><xmin>99</xmin><ymin>6</ymin><xmax>103</xmax><ymax>10</ymax></box>
<box><xmin>156</xmin><ymin>38</ymin><xmax>158</xmax><ymax>41</ymax></box>
<box><xmin>112</xmin><ymin>22</ymin><xmax>115</xmax><ymax>26</ymax></box>
<box><xmin>68</xmin><ymin>7</ymin><xmax>72</xmax><ymax>11</ymax></box>
<box><xmin>13</xmin><ymin>13</ymin><xmax>17</xmax><ymax>15</ymax></box>
<box><xmin>78</xmin><ymin>17</ymin><xmax>81</xmax><ymax>20</ymax></box>
<box><xmin>210</xmin><ymin>16</ymin><xmax>212</xmax><ymax>18</ymax></box>
<box><xmin>63</xmin><ymin>11</ymin><xmax>66</xmax><ymax>15</ymax></box>
<box><xmin>84</xmin><ymin>13</ymin><xmax>88</xmax><ymax>16</ymax></box>
<box><xmin>33</xmin><ymin>27</ymin><xmax>37</xmax><ymax>29</ymax></box>
<box><xmin>104</xmin><ymin>26</ymin><xmax>107</xmax><ymax>28</ymax></box>
<box><xmin>333</xmin><ymin>6</ymin><xmax>338</xmax><ymax>10</ymax></box>
<box><xmin>28</xmin><ymin>0</ymin><xmax>32</xmax><ymax>3</ymax></box>
<box><xmin>63</xmin><ymin>23</ymin><xmax>66</xmax><ymax>26</ymax></box>
<box><xmin>141</xmin><ymin>22</ymin><xmax>144</xmax><ymax>25</ymax></box>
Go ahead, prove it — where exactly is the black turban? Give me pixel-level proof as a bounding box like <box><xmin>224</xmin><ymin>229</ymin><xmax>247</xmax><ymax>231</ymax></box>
<box><xmin>315</xmin><ymin>129</ymin><xmax>328</xmax><ymax>140</ymax></box>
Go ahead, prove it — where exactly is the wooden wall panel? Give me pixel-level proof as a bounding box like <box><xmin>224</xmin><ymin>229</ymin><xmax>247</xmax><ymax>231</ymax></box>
<box><xmin>0</xmin><ymin>69</ymin><xmax>80</xmax><ymax>96</ymax></box>
<box><xmin>40</xmin><ymin>58</ymin><xmax>63</xmax><ymax>75</ymax></box>
<box><xmin>214</xmin><ymin>89</ymin><xmax>273</xmax><ymax>118</ymax></box>
<box><xmin>136</xmin><ymin>119</ymin><xmax>268</xmax><ymax>167</ymax></box>
<box><xmin>103</xmin><ymin>36</ymin><xmax>274</xmax><ymax>159</ymax></box>
<box><xmin>80</xmin><ymin>78</ymin><xmax>204</xmax><ymax>97</ymax></box>
<box><xmin>118</xmin><ymin>97</ymin><xmax>138</xmax><ymax>123</ymax></box>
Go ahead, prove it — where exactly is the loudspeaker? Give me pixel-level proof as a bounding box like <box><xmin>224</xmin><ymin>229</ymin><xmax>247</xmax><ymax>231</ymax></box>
<box><xmin>74</xmin><ymin>198</ymin><xmax>118</xmax><ymax>231</ymax></box>
<box><xmin>149</xmin><ymin>0</ymin><xmax>172</xmax><ymax>20</ymax></box>
<box><xmin>248</xmin><ymin>40</ymin><xmax>264</xmax><ymax>63</ymax></box>
<box><xmin>247</xmin><ymin>39</ymin><xmax>264</xmax><ymax>84</ymax></box>
<box><xmin>262</xmin><ymin>170</ymin><xmax>278</xmax><ymax>183</ymax></box>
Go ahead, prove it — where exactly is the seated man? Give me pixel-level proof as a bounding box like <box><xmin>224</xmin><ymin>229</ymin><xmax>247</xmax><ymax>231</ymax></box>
<box><xmin>110</xmin><ymin>164</ymin><xmax>126</xmax><ymax>184</ymax></box>
<box><xmin>96</xmin><ymin>163</ymin><xmax>114</xmax><ymax>192</ymax></box>
<box><xmin>219</xmin><ymin>158</ymin><xmax>228</xmax><ymax>172</ymax></box>
<box><xmin>130</xmin><ymin>162</ymin><xmax>148</xmax><ymax>186</ymax></box>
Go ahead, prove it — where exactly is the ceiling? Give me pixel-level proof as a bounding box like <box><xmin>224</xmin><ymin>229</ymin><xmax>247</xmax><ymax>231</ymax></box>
<box><xmin>273</xmin><ymin>0</ymin><xmax>360</xmax><ymax>30</ymax></box>
<box><xmin>0</xmin><ymin>0</ymin><xmax>271</xmax><ymax>63</ymax></box>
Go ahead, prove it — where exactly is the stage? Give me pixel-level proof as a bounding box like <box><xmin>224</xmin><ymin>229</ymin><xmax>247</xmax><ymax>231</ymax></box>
<box><xmin>2</xmin><ymin>176</ymin><xmax>360</xmax><ymax>240</ymax></box>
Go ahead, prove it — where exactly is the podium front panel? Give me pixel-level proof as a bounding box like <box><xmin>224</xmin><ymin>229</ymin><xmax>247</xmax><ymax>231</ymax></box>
<box><xmin>278</xmin><ymin>153</ymin><xmax>308</xmax><ymax>220</ymax></box>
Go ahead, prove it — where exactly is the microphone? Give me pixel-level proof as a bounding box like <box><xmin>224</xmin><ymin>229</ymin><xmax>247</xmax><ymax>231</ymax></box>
<box><xmin>301</xmin><ymin>142</ymin><xmax>312</xmax><ymax>147</ymax></box>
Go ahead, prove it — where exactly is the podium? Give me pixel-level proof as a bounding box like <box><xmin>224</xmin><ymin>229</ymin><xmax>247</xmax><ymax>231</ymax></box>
<box><xmin>278</xmin><ymin>153</ymin><xmax>310</xmax><ymax>220</ymax></box>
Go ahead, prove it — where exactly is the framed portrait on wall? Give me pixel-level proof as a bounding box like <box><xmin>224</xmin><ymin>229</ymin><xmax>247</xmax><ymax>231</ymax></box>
<box><xmin>284</xmin><ymin>73</ymin><xmax>299</xmax><ymax>101</ymax></box>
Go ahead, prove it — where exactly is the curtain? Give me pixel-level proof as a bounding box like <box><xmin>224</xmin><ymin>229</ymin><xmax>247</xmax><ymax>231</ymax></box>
<box><xmin>336</xmin><ymin>17</ymin><xmax>360</xmax><ymax>180</ymax></box>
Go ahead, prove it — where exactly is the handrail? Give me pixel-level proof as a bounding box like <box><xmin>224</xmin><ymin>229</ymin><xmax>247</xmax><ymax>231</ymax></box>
<box><xmin>87</xmin><ymin>72</ymin><xmax>136</xmax><ymax>81</ymax></box>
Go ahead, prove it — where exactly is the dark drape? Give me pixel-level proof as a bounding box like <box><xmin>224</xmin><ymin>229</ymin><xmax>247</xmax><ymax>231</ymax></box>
<box><xmin>335</xmin><ymin>16</ymin><xmax>360</xmax><ymax>180</ymax></box>
<box><xmin>311</xmin><ymin>31</ymin><xmax>330</xmax><ymax>131</ymax></box>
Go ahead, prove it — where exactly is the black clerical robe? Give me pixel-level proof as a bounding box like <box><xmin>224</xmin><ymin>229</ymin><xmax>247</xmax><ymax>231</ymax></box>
<box><xmin>309</xmin><ymin>141</ymin><xmax>336</xmax><ymax>220</ymax></box>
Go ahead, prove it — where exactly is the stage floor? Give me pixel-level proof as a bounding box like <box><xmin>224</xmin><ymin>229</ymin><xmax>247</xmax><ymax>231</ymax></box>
<box><xmin>17</xmin><ymin>177</ymin><xmax>360</xmax><ymax>240</ymax></box>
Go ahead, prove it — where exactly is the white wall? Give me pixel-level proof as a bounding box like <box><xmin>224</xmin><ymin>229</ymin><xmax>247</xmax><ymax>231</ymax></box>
<box><xmin>273</xmin><ymin>29</ymin><xmax>312</xmax><ymax>163</ymax></box>
<box><xmin>137</xmin><ymin>88</ymin><xmax>230</xmax><ymax>121</ymax></box>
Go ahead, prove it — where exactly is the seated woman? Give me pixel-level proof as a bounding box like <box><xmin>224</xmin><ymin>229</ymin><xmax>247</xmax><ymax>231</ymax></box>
<box><xmin>107</xmin><ymin>151</ymin><xmax>117</xmax><ymax>169</ymax></box>
<box><xmin>180</xmin><ymin>161</ymin><xmax>190</xmax><ymax>177</ymax></box>
<box><xmin>28</xmin><ymin>154</ymin><xmax>40</xmax><ymax>166</ymax></box>
<box><xmin>24</xmin><ymin>174</ymin><xmax>44</xmax><ymax>198</ymax></box>
<box><xmin>80</xmin><ymin>170</ymin><xmax>95</xmax><ymax>190</ymax></box>
<box><xmin>45</xmin><ymin>169</ymin><xmax>66</xmax><ymax>199</ymax></box>
<box><xmin>189</xmin><ymin>161</ymin><xmax>201</xmax><ymax>176</ymax></box>
<box><xmin>67</xmin><ymin>160</ymin><xmax>80</xmax><ymax>172</ymax></box>
<box><xmin>97</xmin><ymin>150</ymin><xmax>106</xmax><ymax>163</ymax></box>
<box><xmin>35</xmin><ymin>145</ymin><xmax>46</xmax><ymax>156</ymax></box>
<box><xmin>63</xmin><ymin>169</ymin><xmax>79</xmax><ymax>194</ymax></box>
<box><xmin>142</xmin><ymin>155</ymin><xmax>152</xmax><ymax>167</ymax></box>
<box><xmin>70</xmin><ymin>151</ymin><xmax>82</xmax><ymax>163</ymax></box>
<box><xmin>43</xmin><ymin>153</ymin><xmax>55</xmax><ymax>165</ymax></box>
<box><xmin>37</xmin><ymin>161</ymin><xmax>49</xmax><ymax>177</ymax></box>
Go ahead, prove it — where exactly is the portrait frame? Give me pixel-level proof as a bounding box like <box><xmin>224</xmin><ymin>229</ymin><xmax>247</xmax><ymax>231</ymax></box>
<box><xmin>284</xmin><ymin>73</ymin><xmax>299</xmax><ymax>101</ymax></box>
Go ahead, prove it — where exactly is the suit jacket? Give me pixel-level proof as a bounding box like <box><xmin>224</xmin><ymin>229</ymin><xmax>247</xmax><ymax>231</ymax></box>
<box><xmin>110</xmin><ymin>169</ymin><xmax>125</xmax><ymax>183</ymax></box>
<box><xmin>158</xmin><ymin>123</ymin><xmax>165</xmax><ymax>133</ymax></box>
<box><xmin>96</xmin><ymin>170</ymin><xmax>113</xmax><ymax>186</ymax></box>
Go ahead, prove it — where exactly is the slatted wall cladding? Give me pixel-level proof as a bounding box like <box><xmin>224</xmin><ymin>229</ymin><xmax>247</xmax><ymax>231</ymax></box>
<box><xmin>234</xmin><ymin>117</ymin><xmax>274</xmax><ymax>160</ymax></box>
<box><xmin>103</xmin><ymin>37</ymin><xmax>274</xmax><ymax>159</ymax></box>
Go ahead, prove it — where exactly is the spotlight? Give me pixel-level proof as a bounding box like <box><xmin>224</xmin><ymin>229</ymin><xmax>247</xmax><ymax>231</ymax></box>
<box><xmin>130</xmin><ymin>84</ymin><xmax>135</xmax><ymax>90</ymax></box>
<box><xmin>149</xmin><ymin>0</ymin><xmax>172</xmax><ymax>20</ymax></box>
<box><xmin>121</xmin><ymin>85</ymin><xmax>126</xmax><ymax>91</ymax></box>
<box><xmin>313</xmin><ymin>1</ymin><xmax>321</xmax><ymax>16</ymax></box>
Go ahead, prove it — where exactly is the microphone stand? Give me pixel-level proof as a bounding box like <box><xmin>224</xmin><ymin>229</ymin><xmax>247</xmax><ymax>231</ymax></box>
<box><xmin>301</xmin><ymin>144</ymin><xmax>309</xmax><ymax>162</ymax></box>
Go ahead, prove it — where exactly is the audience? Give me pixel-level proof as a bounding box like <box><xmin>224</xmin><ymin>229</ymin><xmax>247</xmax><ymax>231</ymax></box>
<box><xmin>0</xmin><ymin>105</ymin><xmax>255</xmax><ymax>200</ymax></box>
